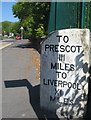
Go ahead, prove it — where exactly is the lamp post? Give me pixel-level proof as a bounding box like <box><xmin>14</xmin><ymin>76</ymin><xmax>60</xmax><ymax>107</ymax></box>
<box><xmin>20</xmin><ymin>27</ymin><xmax>24</xmax><ymax>40</ymax></box>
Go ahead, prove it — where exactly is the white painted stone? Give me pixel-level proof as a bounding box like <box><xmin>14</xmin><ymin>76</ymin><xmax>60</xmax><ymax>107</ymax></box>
<box><xmin>40</xmin><ymin>29</ymin><xmax>90</xmax><ymax>119</ymax></box>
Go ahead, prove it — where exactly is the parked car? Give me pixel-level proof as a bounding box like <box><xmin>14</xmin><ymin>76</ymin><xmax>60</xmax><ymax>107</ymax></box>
<box><xmin>15</xmin><ymin>35</ymin><xmax>21</xmax><ymax>40</ymax></box>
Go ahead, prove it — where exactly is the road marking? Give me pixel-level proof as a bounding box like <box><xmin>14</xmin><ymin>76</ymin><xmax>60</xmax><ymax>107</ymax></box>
<box><xmin>0</xmin><ymin>42</ymin><xmax>12</xmax><ymax>50</ymax></box>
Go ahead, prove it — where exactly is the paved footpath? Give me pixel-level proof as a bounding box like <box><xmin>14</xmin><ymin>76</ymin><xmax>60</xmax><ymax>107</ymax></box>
<box><xmin>2</xmin><ymin>39</ymin><xmax>39</xmax><ymax>118</ymax></box>
<box><xmin>2</xmin><ymin>39</ymin><xmax>58</xmax><ymax>119</ymax></box>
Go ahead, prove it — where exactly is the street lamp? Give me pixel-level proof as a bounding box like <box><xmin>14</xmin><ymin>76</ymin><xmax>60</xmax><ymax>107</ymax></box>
<box><xmin>20</xmin><ymin>26</ymin><xmax>24</xmax><ymax>40</ymax></box>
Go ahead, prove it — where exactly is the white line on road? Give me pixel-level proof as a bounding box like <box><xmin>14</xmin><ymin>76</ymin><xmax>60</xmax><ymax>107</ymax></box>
<box><xmin>0</xmin><ymin>43</ymin><xmax>12</xmax><ymax>50</ymax></box>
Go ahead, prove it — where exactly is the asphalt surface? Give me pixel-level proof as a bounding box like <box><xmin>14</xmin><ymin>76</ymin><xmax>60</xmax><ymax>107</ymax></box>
<box><xmin>2</xmin><ymin>39</ymin><xmax>91</xmax><ymax>120</ymax></box>
<box><xmin>2</xmin><ymin>39</ymin><xmax>39</xmax><ymax>118</ymax></box>
<box><xmin>2</xmin><ymin>39</ymin><xmax>58</xmax><ymax>119</ymax></box>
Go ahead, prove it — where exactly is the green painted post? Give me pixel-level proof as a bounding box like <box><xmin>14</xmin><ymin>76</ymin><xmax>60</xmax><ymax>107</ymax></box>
<box><xmin>48</xmin><ymin>2</ymin><xmax>55</xmax><ymax>33</ymax></box>
<box><xmin>54</xmin><ymin>2</ymin><xmax>57</xmax><ymax>30</ymax></box>
<box><xmin>90</xmin><ymin>1</ymin><xmax>91</xmax><ymax>31</ymax></box>
<box><xmin>81</xmin><ymin>0</ymin><xmax>85</xmax><ymax>28</ymax></box>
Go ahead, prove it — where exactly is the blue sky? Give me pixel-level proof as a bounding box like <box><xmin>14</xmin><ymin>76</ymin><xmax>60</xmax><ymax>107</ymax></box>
<box><xmin>1</xmin><ymin>2</ymin><xmax>19</xmax><ymax>22</ymax></box>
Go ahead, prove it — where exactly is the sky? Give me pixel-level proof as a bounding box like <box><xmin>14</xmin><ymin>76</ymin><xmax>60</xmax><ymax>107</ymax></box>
<box><xmin>1</xmin><ymin>2</ymin><xmax>19</xmax><ymax>22</ymax></box>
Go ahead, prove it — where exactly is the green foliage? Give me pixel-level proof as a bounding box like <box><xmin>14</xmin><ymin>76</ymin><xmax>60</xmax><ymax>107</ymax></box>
<box><xmin>35</xmin><ymin>24</ymin><xmax>45</xmax><ymax>38</ymax></box>
<box><xmin>2</xmin><ymin>21</ymin><xmax>12</xmax><ymax>36</ymax></box>
<box><xmin>11</xmin><ymin>22</ymin><xmax>21</xmax><ymax>36</ymax></box>
<box><xmin>12</xmin><ymin>2</ymin><xmax>50</xmax><ymax>38</ymax></box>
<box><xmin>2</xmin><ymin>21</ymin><xmax>21</xmax><ymax>37</ymax></box>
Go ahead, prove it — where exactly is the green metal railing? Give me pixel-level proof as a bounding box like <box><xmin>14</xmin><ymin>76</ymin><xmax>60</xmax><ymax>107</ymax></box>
<box><xmin>48</xmin><ymin>2</ymin><xmax>91</xmax><ymax>33</ymax></box>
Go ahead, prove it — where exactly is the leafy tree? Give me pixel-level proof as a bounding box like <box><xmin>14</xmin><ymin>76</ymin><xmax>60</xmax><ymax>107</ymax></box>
<box><xmin>10</xmin><ymin>21</ymin><xmax>21</xmax><ymax>36</ymax></box>
<box><xmin>0</xmin><ymin>22</ymin><xmax>2</xmax><ymax>34</ymax></box>
<box><xmin>2</xmin><ymin>21</ymin><xmax>21</xmax><ymax>37</ymax></box>
<box><xmin>12</xmin><ymin>2</ymin><xmax>50</xmax><ymax>38</ymax></box>
<box><xmin>2</xmin><ymin>21</ymin><xmax>12</xmax><ymax>36</ymax></box>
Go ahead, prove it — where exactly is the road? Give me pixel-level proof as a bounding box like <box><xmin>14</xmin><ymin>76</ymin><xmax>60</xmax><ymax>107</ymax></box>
<box><xmin>2</xmin><ymin>39</ymin><xmax>58</xmax><ymax>119</ymax></box>
<box><xmin>0</xmin><ymin>39</ymin><xmax>15</xmax><ymax>50</ymax></box>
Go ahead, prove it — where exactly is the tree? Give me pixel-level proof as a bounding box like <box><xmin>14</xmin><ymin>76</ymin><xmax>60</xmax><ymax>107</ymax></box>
<box><xmin>12</xmin><ymin>2</ymin><xmax>50</xmax><ymax>38</ymax></box>
<box><xmin>10</xmin><ymin>21</ymin><xmax>21</xmax><ymax>36</ymax></box>
<box><xmin>2</xmin><ymin>21</ymin><xmax>21</xmax><ymax>37</ymax></box>
<box><xmin>2</xmin><ymin>21</ymin><xmax>12</xmax><ymax>36</ymax></box>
